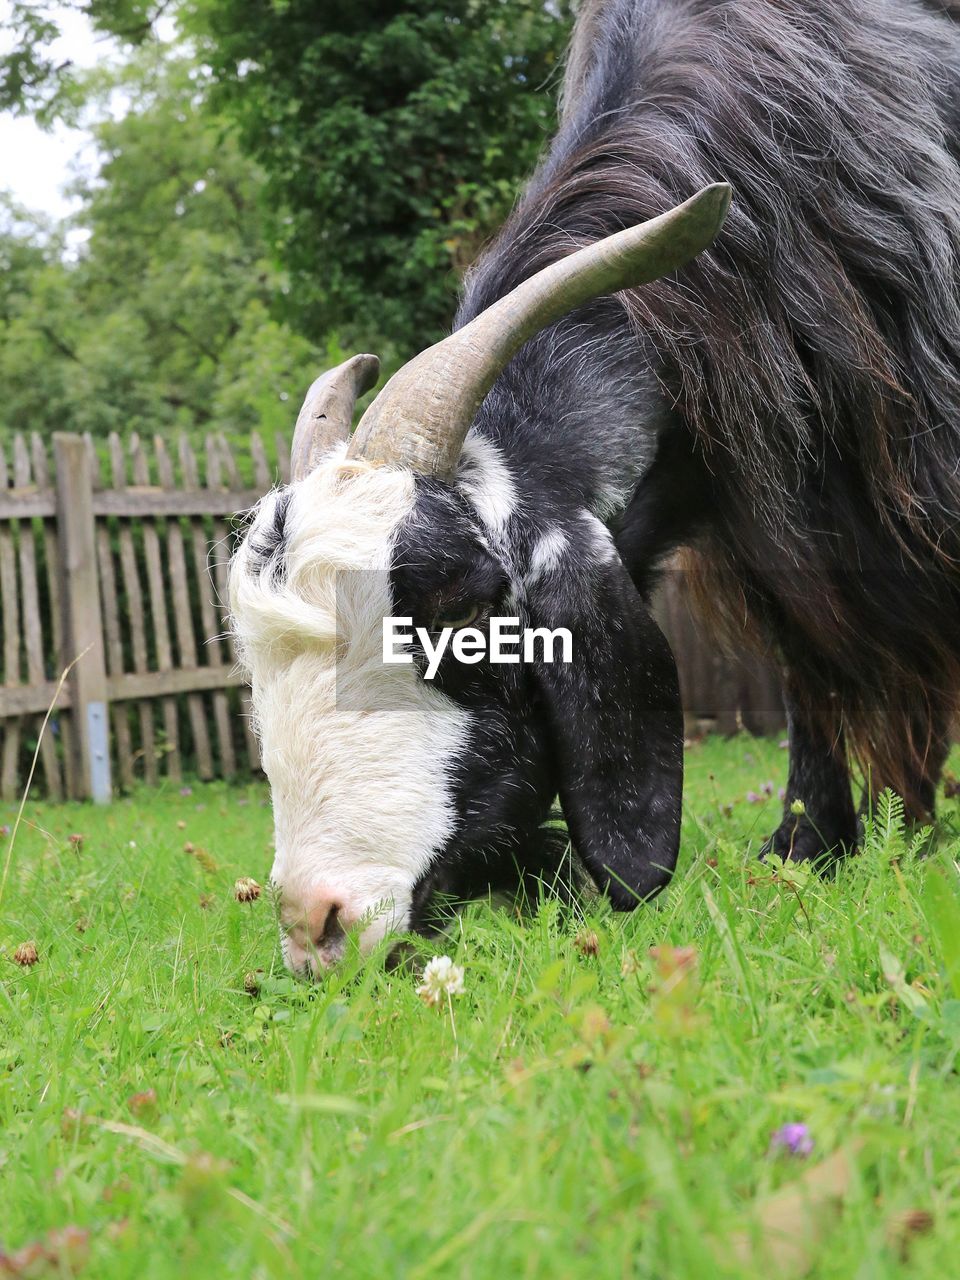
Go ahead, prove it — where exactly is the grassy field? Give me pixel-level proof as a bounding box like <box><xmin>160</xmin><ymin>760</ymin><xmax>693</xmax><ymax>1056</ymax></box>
<box><xmin>2</xmin><ymin>735</ymin><xmax>959</xmax><ymax>1278</ymax></box>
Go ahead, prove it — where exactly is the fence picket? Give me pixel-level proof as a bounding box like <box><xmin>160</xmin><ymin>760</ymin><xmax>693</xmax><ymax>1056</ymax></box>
<box><xmin>13</xmin><ymin>435</ymin><xmax>61</xmax><ymax>799</ymax></box>
<box><xmin>156</xmin><ymin>436</ymin><xmax>213</xmax><ymax>780</ymax></box>
<box><xmin>30</xmin><ymin>434</ymin><xmax>76</xmax><ymax>796</ymax></box>
<box><xmin>92</xmin><ymin>438</ymin><xmax>133</xmax><ymax>791</ymax></box>
<box><xmin>179</xmin><ymin>435</ymin><xmax>234</xmax><ymax>778</ymax></box>
<box><xmin>216</xmin><ymin>432</ymin><xmax>241</xmax><ymax>490</ymax></box>
<box><xmin>214</xmin><ymin>433</ymin><xmax>261</xmax><ymax>769</ymax></box>
<box><xmin>54</xmin><ymin>434</ymin><xmax>111</xmax><ymax>800</ymax></box>
<box><xmin>250</xmin><ymin>431</ymin><xmax>271</xmax><ymax>490</ymax></box>
<box><xmin>202</xmin><ymin>435</ymin><xmax>237</xmax><ymax>777</ymax></box>
<box><xmin>0</xmin><ymin>444</ymin><xmax>21</xmax><ymax>799</ymax></box>
<box><xmin>96</xmin><ymin>511</ymin><xmax>133</xmax><ymax>791</ymax></box>
<box><xmin>110</xmin><ymin>433</ymin><xmax>157</xmax><ymax>785</ymax></box>
<box><xmin>130</xmin><ymin>435</ymin><xmax>180</xmax><ymax>781</ymax></box>
<box><xmin>206</xmin><ymin>434</ymin><xmax>235</xmax><ymax>642</ymax></box>
<box><xmin>30</xmin><ymin>434</ymin><xmax>61</xmax><ymax>659</ymax></box>
<box><xmin>83</xmin><ymin>433</ymin><xmax>102</xmax><ymax>488</ymax></box>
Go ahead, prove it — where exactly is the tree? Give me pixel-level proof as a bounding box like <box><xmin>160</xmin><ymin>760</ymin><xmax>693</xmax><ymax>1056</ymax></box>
<box><xmin>0</xmin><ymin>1</ymin><xmax>574</xmax><ymax>430</ymax></box>
<box><xmin>0</xmin><ymin>49</ymin><xmax>320</xmax><ymax>440</ymax></box>
<box><xmin>182</xmin><ymin>0</ymin><xmax>574</xmax><ymax>349</ymax></box>
<box><xmin>0</xmin><ymin>199</ymin><xmax>78</xmax><ymax>434</ymax></box>
<box><xmin>0</xmin><ymin>1</ymin><xmax>167</xmax><ymax>120</ymax></box>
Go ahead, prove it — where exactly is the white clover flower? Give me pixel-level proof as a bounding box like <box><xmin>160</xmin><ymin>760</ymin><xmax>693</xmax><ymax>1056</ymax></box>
<box><xmin>416</xmin><ymin>955</ymin><xmax>465</xmax><ymax>1006</ymax></box>
<box><xmin>790</xmin><ymin>798</ymin><xmax>806</xmax><ymax>816</ymax></box>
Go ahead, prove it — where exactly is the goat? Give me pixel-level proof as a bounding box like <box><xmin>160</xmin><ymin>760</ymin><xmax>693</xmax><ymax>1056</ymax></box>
<box><xmin>231</xmin><ymin>0</ymin><xmax>960</xmax><ymax>975</ymax></box>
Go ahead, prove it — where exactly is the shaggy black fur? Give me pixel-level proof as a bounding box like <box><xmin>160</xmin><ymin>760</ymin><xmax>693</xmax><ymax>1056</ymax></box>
<box><xmin>458</xmin><ymin>0</ymin><xmax>960</xmax><ymax>858</ymax></box>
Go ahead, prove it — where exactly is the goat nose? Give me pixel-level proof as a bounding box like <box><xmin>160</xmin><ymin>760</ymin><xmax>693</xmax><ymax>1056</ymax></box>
<box><xmin>283</xmin><ymin>893</ymin><xmax>349</xmax><ymax>974</ymax></box>
<box><xmin>314</xmin><ymin>902</ymin><xmax>345</xmax><ymax>950</ymax></box>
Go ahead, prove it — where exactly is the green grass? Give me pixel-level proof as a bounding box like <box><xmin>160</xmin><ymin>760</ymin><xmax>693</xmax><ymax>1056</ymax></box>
<box><xmin>2</xmin><ymin>736</ymin><xmax>960</xmax><ymax>1278</ymax></box>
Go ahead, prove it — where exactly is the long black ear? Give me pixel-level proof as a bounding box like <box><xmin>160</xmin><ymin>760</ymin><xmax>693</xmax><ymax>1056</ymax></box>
<box><xmin>530</xmin><ymin>555</ymin><xmax>683</xmax><ymax>907</ymax></box>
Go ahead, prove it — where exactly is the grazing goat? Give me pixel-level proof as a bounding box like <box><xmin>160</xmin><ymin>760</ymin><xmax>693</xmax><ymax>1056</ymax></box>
<box><xmin>231</xmin><ymin>0</ymin><xmax>960</xmax><ymax>975</ymax></box>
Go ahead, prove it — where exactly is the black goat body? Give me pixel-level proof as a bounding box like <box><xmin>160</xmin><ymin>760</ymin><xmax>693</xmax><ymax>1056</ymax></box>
<box><xmin>458</xmin><ymin>0</ymin><xmax>960</xmax><ymax>857</ymax></box>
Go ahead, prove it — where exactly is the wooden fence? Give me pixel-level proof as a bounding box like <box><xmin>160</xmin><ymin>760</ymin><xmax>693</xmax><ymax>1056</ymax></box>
<box><xmin>0</xmin><ymin>429</ymin><xmax>783</xmax><ymax>803</ymax></box>
<box><xmin>0</xmin><ymin>430</ymin><xmax>296</xmax><ymax>802</ymax></box>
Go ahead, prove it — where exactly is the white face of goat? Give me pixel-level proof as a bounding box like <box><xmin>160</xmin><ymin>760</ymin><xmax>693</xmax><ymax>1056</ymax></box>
<box><xmin>233</xmin><ymin>437</ymin><xmax>588</xmax><ymax>976</ymax></box>
<box><xmin>229</xmin><ymin>185</ymin><xmax>731</xmax><ymax>975</ymax></box>
<box><xmin>231</xmin><ymin>453</ymin><xmax>472</xmax><ymax>974</ymax></box>
<box><xmin>232</xmin><ymin>436</ymin><xmax>688</xmax><ymax>978</ymax></box>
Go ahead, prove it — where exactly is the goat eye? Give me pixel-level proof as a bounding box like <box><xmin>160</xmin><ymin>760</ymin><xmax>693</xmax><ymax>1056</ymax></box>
<box><xmin>433</xmin><ymin>602</ymin><xmax>484</xmax><ymax>631</ymax></box>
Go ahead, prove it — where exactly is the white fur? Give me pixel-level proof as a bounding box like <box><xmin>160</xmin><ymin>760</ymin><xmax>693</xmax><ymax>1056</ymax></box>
<box><xmin>578</xmin><ymin>509</ymin><xmax>619</xmax><ymax>564</ymax></box>
<box><xmin>230</xmin><ymin>453</ymin><xmax>471</xmax><ymax>974</ymax></box>
<box><xmin>525</xmin><ymin>526</ymin><xmax>569</xmax><ymax>584</ymax></box>
<box><xmin>458</xmin><ymin>434</ymin><xmax>519</xmax><ymax>532</ymax></box>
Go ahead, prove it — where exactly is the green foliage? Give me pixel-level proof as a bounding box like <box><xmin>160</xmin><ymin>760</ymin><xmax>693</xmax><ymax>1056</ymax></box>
<box><xmin>0</xmin><ymin>51</ymin><xmax>322</xmax><ymax>439</ymax></box>
<box><xmin>0</xmin><ymin>1</ymin><xmax>163</xmax><ymax>121</ymax></box>
<box><xmin>182</xmin><ymin>0</ymin><xmax>574</xmax><ymax>349</ymax></box>
<box><xmin>0</xmin><ymin>2</ymin><xmax>73</xmax><ymax>119</ymax></box>
<box><xmin>0</xmin><ymin>1</ymin><xmax>574</xmax><ymax>438</ymax></box>
<box><xmin>2</xmin><ymin>740</ymin><xmax>960</xmax><ymax>1275</ymax></box>
<box><xmin>0</xmin><ymin>199</ymin><xmax>77</xmax><ymax>433</ymax></box>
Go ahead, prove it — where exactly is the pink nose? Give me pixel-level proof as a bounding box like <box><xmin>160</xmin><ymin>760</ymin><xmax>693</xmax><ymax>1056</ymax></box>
<box><xmin>282</xmin><ymin>892</ymin><xmax>349</xmax><ymax>974</ymax></box>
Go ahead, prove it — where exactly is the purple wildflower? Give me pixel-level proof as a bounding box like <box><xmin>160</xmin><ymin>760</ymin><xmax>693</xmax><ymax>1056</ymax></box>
<box><xmin>770</xmin><ymin>1123</ymin><xmax>814</xmax><ymax>1157</ymax></box>
<box><xmin>778</xmin><ymin>787</ymin><xmax>786</xmax><ymax>801</ymax></box>
<box><xmin>761</xmin><ymin>781</ymin><xmax>774</xmax><ymax>796</ymax></box>
<box><xmin>746</xmin><ymin>790</ymin><xmax>761</xmax><ymax>804</ymax></box>
<box><xmin>778</xmin><ymin>739</ymin><xmax>789</xmax><ymax>750</ymax></box>
<box><xmin>180</xmin><ymin>786</ymin><xmax>193</xmax><ymax>797</ymax></box>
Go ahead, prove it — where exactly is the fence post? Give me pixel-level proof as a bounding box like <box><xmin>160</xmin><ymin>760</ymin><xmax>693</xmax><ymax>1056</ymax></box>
<box><xmin>54</xmin><ymin>433</ymin><xmax>112</xmax><ymax>803</ymax></box>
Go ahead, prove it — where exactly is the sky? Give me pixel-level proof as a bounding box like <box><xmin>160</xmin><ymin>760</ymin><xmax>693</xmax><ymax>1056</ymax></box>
<box><xmin>0</xmin><ymin>2</ymin><xmax>115</xmax><ymax>223</ymax></box>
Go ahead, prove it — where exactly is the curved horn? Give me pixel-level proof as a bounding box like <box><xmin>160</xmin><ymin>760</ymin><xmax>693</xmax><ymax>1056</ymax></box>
<box><xmin>290</xmin><ymin>353</ymin><xmax>380</xmax><ymax>482</ymax></box>
<box><xmin>347</xmin><ymin>183</ymin><xmax>732</xmax><ymax>479</ymax></box>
